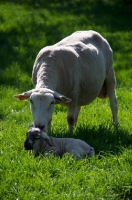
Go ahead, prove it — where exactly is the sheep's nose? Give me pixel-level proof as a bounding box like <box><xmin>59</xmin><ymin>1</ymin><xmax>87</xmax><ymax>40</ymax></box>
<box><xmin>35</xmin><ymin>125</ymin><xmax>45</xmax><ymax>130</ymax></box>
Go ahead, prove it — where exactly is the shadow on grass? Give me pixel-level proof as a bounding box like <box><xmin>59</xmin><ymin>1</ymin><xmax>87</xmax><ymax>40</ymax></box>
<box><xmin>0</xmin><ymin>21</ymin><xmax>63</xmax><ymax>90</ymax></box>
<box><xmin>53</xmin><ymin>124</ymin><xmax>132</xmax><ymax>156</ymax></box>
<box><xmin>0</xmin><ymin>0</ymin><xmax>132</xmax><ymax>90</ymax></box>
<box><xmin>2</xmin><ymin>0</ymin><xmax>132</xmax><ymax>32</ymax></box>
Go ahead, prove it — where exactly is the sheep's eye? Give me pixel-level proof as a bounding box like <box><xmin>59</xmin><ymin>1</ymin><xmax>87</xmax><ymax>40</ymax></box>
<box><xmin>48</xmin><ymin>101</ymin><xmax>54</xmax><ymax>110</ymax></box>
<box><xmin>50</xmin><ymin>101</ymin><xmax>54</xmax><ymax>105</ymax></box>
<box><xmin>29</xmin><ymin>99</ymin><xmax>33</xmax><ymax>104</ymax></box>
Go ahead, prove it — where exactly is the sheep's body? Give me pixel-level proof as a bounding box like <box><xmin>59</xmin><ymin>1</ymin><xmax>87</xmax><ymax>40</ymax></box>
<box><xmin>14</xmin><ymin>30</ymin><xmax>118</xmax><ymax>133</ymax></box>
<box><xmin>24</xmin><ymin>127</ymin><xmax>95</xmax><ymax>159</ymax></box>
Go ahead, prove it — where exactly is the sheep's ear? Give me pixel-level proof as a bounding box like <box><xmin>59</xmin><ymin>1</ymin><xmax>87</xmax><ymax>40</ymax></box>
<box><xmin>14</xmin><ymin>94</ymin><xmax>29</xmax><ymax>100</ymax></box>
<box><xmin>41</xmin><ymin>132</ymin><xmax>52</xmax><ymax>146</ymax></box>
<box><xmin>14</xmin><ymin>90</ymin><xmax>33</xmax><ymax>100</ymax></box>
<box><xmin>59</xmin><ymin>96</ymin><xmax>72</xmax><ymax>103</ymax></box>
<box><xmin>38</xmin><ymin>89</ymin><xmax>71</xmax><ymax>104</ymax></box>
<box><xmin>54</xmin><ymin>92</ymin><xmax>72</xmax><ymax>104</ymax></box>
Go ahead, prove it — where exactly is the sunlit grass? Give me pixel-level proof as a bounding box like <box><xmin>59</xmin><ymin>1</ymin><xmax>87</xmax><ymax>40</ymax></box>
<box><xmin>1</xmin><ymin>85</ymin><xmax>132</xmax><ymax>199</ymax></box>
<box><xmin>0</xmin><ymin>1</ymin><xmax>132</xmax><ymax>199</ymax></box>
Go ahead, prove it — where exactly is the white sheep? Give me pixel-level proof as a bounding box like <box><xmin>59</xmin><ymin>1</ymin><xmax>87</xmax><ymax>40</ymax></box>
<box><xmin>14</xmin><ymin>30</ymin><xmax>118</xmax><ymax>134</ymax></box>
<box><xmin>24</xmin><ymin>126</ymin><xmax>95</xmax><ymax>159</ymax></box>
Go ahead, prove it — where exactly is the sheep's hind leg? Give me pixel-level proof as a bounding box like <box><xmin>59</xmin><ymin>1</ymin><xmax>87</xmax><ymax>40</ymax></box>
<box><xmin>106</xmin><ymin>70</ymin><xmax>118</xmax><ymax>126</ymax></box>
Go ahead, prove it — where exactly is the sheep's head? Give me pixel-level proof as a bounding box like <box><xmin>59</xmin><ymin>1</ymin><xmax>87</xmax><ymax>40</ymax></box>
<box><xmin>24</xmin><ymin>126</ymin><xmax>52</xmax><ymax>151</ymax></box>
<box><xmin>14</xmin><ymin>88</ymin><xmax>71</xmax><ymax>132</ymax></box>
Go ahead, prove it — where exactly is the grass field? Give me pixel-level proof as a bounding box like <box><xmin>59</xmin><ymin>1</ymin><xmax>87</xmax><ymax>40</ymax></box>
<box><xmin>0</xmin><ymin>0</ymin><xmax>132</xmax><ymax>199</ymax></box>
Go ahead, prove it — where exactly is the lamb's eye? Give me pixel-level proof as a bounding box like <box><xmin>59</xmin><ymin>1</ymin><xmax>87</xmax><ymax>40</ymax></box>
<box><xmin>35</xmin><ymin>135</ymin><xmax>40</xmax><ymax>139</ymax></box>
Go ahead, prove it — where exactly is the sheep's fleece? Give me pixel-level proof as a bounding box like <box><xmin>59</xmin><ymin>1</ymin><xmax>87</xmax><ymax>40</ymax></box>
<box><xmin>24</xmin><ymin>126</ymin><xmax>95</xmax><ymax>159</ymax></box>
<box><xmin>14</xmin><ymin>30</ymin><xmax>118</xmax><ymax>133</ymax></box>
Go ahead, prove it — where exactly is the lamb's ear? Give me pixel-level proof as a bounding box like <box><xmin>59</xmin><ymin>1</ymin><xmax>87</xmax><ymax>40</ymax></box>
<box><xmin>41</xmin><ymin>132</ymin><xmax>52</xmax><ymax>146</ymax></box>
<box><xmin>28</xmin><ymin>124</ymin><xmax>34</xmax><ymax>130</ymax></box>
<box><xmin>14</xmin><ymin>90</ymin><xmax>34</xmax><ymax>100</ymax></box>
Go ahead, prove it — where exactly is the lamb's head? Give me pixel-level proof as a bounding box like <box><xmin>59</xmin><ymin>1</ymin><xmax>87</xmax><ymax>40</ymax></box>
<box><xmin>88</xmin><ymin>147</ymin><xmax>95</xmax><ymax>157</ymax></box>
<box><xmin>24</xmin><ymin>126</ymin><xmax>52</xmax><ymax>151</ymax></box>
<box><xmin>14</xmin><ymin>88</ymin><xmax>71</xmax><ymax>132</ymax></box>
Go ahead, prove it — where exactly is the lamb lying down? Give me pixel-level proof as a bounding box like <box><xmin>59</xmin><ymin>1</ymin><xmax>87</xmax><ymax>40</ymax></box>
<box><xmin>24</xmin><ymin>126</ymin><xmax>95</xmax><ymax>159</ymax></box>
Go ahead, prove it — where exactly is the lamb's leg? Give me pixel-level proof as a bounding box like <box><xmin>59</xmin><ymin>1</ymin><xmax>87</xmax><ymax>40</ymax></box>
<box><xmin>72</xmin><ymin>153</ymin><xmax>81</xmax><ymax>160</ymax></box>
<box><xmin>67</xmin><ymin>148</ymin><xmax>81</xmax><ymax>160</ymax></box>
<box><xmin>67</xmin><ymin>104</ymin><xmax>81</xmax><ymax>134</ymax></box>
<box><xmin>106</xmin><ymin>68</ymin><xmax>118</xmax><ymax>125</ymax></box>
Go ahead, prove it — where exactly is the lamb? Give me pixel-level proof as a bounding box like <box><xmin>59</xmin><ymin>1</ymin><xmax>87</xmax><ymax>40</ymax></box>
<box><xmin>24</xmin><ymin>126</ymin><xmax>95</xmax><ymax>159</ymax></box>
<box><xmin>14</xmin><ymin>30</ymin><xmax>118</xmax><ymax>134</ymax></box>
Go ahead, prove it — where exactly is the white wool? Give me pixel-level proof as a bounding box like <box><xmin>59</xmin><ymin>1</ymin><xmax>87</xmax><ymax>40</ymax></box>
<box><xmin>14</xmin><ymin>30</ymin><xmax>118</xmax><ymax>134</ymax></box>
<box><xmin>25</xmin><ymin>127</ymin><xmax>95</xmax><ymax>159</ymax></box>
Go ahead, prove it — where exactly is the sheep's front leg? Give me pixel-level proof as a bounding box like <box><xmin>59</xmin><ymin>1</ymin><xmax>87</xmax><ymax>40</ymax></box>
<box><xmin>47</xmin><ymin>119</ymin><xmax>52</xmax><ymax>132</ymax></box>
<box><xmin>67</xmin><ymin>104</ymin><xmax>81</xmax><ymax>135</ymax></box>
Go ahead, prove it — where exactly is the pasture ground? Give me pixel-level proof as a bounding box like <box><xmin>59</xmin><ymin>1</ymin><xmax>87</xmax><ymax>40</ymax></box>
<box><xmin>0</xmin><ymin>1</ymin><xmax>132</xmax><ymax>199</ymax></box>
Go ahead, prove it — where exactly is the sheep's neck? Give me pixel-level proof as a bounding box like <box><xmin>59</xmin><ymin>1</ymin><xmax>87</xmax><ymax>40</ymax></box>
<box><xmin>36</xmin><ymin>64</ymin><xmax>58</xmax><ymax>90</ymax></box>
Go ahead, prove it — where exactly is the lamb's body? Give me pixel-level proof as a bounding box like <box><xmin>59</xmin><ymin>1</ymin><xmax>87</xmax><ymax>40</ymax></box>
<box><xmin>37</xmin><ymin>137</ymin><xmax>95</xmax><ymax>159</ymax></box>
<box><xmin>14</xmin><ymin>30</ymin><xmax>118</xmax><ymax>133</ymax></box>
<box><xmin>24</xmin><ymin>127</ymin><xmax>95</xmax><ymax>159</ymax></box>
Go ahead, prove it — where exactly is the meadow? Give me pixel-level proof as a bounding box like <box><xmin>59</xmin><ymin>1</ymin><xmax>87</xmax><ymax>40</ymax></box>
<box><xmin>0</xmin><ymin>0</ymin><xmax>132</xmax><ymax>199</ymax></box>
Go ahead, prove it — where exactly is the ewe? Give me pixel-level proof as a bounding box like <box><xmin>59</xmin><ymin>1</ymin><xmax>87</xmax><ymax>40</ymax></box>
<box><xmin>24</xmin><ymin>126</ymin><xmax>95</xmax><ymax>159</ymax></box>
<box><xmin>14</xmin><ymin>30</ymin><xmax>118</xmax><ymax>134</ymax></box>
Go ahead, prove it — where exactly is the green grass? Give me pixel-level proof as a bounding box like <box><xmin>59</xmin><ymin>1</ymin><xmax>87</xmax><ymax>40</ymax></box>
<box><xmin>0</xmin><ymin>1</ymin><xmax>132</xmax><ymax>199</ymax></box>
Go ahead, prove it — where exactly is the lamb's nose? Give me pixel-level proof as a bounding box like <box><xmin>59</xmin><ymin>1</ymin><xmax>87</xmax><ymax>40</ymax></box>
<box><xmin>24</xmin><ymin>140</ymin><xmax>32</xmax><ymax>150</ymax></box>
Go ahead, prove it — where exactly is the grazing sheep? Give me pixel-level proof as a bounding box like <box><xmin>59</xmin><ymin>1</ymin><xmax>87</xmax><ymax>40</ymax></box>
<box><xmin>24</xmin><ymin>126</ymin><xmax>95</xmax><ymax>159</ymax></box>
<box><xmin>14</xmin><ymin>30</ymin><xmax>118</xmax><ymax>134</ymax></box>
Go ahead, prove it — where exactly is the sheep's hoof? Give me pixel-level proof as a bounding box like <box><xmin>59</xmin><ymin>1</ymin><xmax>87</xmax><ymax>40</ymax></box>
<box><xmin>113</xmin><ymin>121</ymin><xmax>119</xmax><ymax>129</ymax></box>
